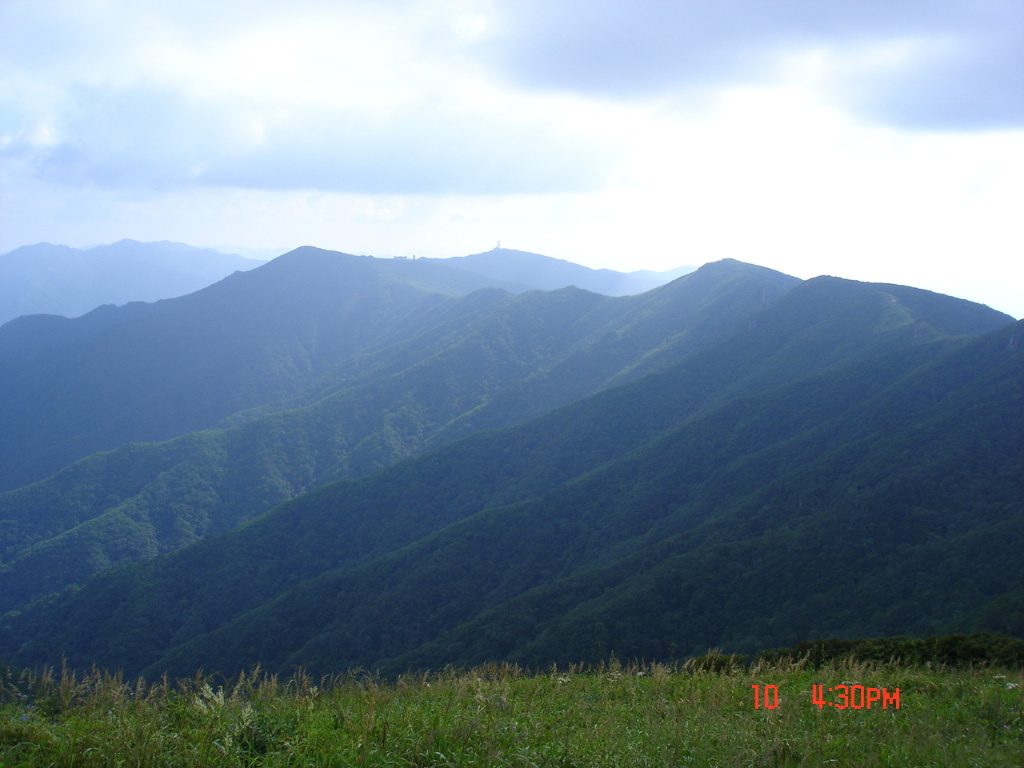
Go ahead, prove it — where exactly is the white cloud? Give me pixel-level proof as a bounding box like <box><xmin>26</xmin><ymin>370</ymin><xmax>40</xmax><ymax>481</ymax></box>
<box><xmin>5</xmin><ymin>83</ymin><xmax>615</xmax><ymax>194</ymax></box>
<box><xmin>1</xmin><ymin>0</ymin><xmax>618</xmax><ymax>195</ymax></box>
<box><xmin>0</xmin><ymin>0</ymin><xmax>1022</xmax><ymax>317</ymax></box>
<box><xmin>480</xmin><ymin>0</ymin><xmax>1024</xmax><ymax>130</ymax></box>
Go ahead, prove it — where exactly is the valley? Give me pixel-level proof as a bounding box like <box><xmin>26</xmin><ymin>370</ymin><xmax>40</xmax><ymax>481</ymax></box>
<box><xmin>0</xmin><ymin>245</ymin><xmax>1020</xmax><ymax>679</ymax></box>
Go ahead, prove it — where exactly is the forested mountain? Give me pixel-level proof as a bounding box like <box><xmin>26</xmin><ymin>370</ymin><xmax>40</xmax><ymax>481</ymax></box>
<box><xmin>0</xmin><ymin>259</ymin><xmax>796</xmax><ymax>614</ymax></box>
<box><xmin>426</xmin><ymin>247</ymin><xmax>695</xmax><ymax>296</ymax></box>
<box><xmin>0</xmin><ymin>246</ymin><xmax>702</xmax><ymax>493</ymax></box>
<box><xmin>0</xmin><ymin>247</ymin><xmax>529</xmax><ymax>491</ymax></box>
<box><xmin>0</xmin><ymin>240</ymin><xmax>262</xmax><ymax>327</ymax></box>
<box><xmin>1</xmin><ymin>264</ymin><xmax>1018</xmax><ymax>678</ymax></box>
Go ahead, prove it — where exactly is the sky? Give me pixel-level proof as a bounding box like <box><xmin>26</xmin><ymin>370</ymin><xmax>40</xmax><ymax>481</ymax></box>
<box><xmin>2</xmin><ymin>0</ymin><xmax>1022</xmax><ymax>317</ymax></box>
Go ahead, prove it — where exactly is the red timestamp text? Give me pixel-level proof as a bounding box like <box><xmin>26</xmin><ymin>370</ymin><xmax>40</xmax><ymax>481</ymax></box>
<box><xmin>751</xmin><ymin>684</ymin><xmax>900</xmax><ymax>710</ymax></box>
<box><xmin>811</xmin><ymin>684</ymin><xmax>900</xmax><ymax>710</ymax></box>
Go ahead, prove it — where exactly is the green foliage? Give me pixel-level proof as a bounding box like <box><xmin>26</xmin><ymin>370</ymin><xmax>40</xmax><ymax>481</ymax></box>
<box><xmin>756</xmin><ymin>633</ymin><xmax>1024</xmax><ymax>668</ymax></box>
<box><xmin>1</xmin><ymin>259</ymin><xmax>1021</xmax><ymax>682</ymax></box>
<box><xmin>0</xmin><ymin>258</ymin><xmax>802</xmax><ymax>615</ymax></box>
<box><xmin>0</xmin><ymin>247</ymin><xmax>521</xmax><ymax>492</ymax></box>
<box><xmin>1</xmin><ymin>660</ymin><xmax>1023</xmax><ymax>767</ymax></box>
<box><xmin>683</xmin><ymin>652</ymin><xmax>748</xmax><ymax>673</ymax></box>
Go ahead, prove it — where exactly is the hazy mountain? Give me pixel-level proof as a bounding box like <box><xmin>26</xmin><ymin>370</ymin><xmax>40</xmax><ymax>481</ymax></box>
<box><xmin>1</xmin><ymin>268</ymin><xmax>1016</xmax><ymax>678</ymax></box>
<box><xmin>0</xmin><ymin>247</ymin><xmax>541</xmax><ymax>491</ymax></box>
<box><xmin>0</xmin><ymin>240</ymin><xmax>263</xmax><ymax>326</ymax></box>
<box><xmin>425</xmin><ymin>247</ymin><xmax>695</xmax><ymax>296</ymax></box>
<box><xmin>0</xmin><ymin>260</ymin><xmax>798</xmax><ymax>613</ymax></box>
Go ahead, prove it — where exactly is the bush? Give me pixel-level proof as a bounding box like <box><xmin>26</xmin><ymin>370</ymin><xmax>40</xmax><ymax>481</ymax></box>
<box><xmin>754</xmin><ymin>632</ymin><xmax>1024</xmax><ymax>668</ymax></box>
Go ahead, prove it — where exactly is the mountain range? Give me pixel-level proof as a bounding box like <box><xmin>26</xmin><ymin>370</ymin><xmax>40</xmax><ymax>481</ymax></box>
<box><xmin>422</xmin><ymin>247</ymin><xmax>695</xmax><ymax>295</ymax></box>
<box><xmin>0</xmin><ymin>245</ymin><xmax>1020</xmax><ymax>678</ymax></box>
<box><xmin>0</xmin><ymin>242</ymin><xmax>693</xmax><ymax>332</ymax></box>
<box><xmin>0</xmin><ymin>240</ymin><xmax>263</xmax><ymax>327</ymax></box>
<box><xmin>0</xmin><ymin>250</ymin><xmax>786</xmax><ymax>612</ymax></box>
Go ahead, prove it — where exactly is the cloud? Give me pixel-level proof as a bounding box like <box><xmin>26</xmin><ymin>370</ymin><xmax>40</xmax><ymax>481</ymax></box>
<box><xmin>3</xmin><ymin>83</ymin><xmax>614</xmax><ymax>194</ymax></box>
<box><xmin>3</xmin><ymin>0</ymin><xmax>1020</xmax><ymax>202</ymax></box>
<box><xmin>480</xmin><ymin>0</ymin><xmax>1024</xmax><ymax>130</ymax></box>
<box><xmin>2</xmin><ymin>0</ymin><xmax>1022</xmax><ymax>323</ymax></box>
<box><xmin>201</xmin><ymin>112</ymin><xmax>614</xmax><ymax>195</ymax></box>
<box><xmin>0</xmin><ymin>0</ymin><xmax>618</xmax><ymax>195</ymax></box>
<box><xmin>831</xmin><ymin>24</ymin><xmax>1024</xmax><ymax>130</ymax></box>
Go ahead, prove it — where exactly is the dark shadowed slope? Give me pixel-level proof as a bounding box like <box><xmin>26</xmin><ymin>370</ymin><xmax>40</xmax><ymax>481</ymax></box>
<box><xmin>1</xmin><ymin>276</ymin><xmax>1015</xmax><ymax>677</ymax></box>
<box><xmin>0</xmin><ymin>247</ymin><xmax>526</xmax><ymax>491</ymax></box>
<box><xmin>0</xmin><ymin>261</ymin><xmax>798</xmax><ymax>613</ymax></box>
<box><xmin>150</xmin><ymin>319</ymin><xmax>1024</xmax><ymax>677</ymax></box>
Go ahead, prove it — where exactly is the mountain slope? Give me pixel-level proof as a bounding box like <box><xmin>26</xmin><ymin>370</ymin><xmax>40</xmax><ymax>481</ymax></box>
<box><xmin>393</xmin><ymin>321</ymin><xmax>1024</xmax><ymax>670</ymax></box>
<box><xmin>0</xmin><ymin>261</ymin><xmax>799</xmax><ymax>613</ymax></box>
<box><xmin>148</xmin><ymin>319</ymin><xmax>1024</xmax><ymax>677</ymax></box>
<box><xmin>0</xmin><ymin>240</ymin><xmax>263</xmax><ymax>327</ymax></box>
<box><xmin>0</xmin><ymin>247</ymin><xmax>530</xmax><ymax>491</ymax></box>
<box><xmin>2</xmin><ymin>275</ymin><xmax>1016</xmax><ymax>677</ymax></box>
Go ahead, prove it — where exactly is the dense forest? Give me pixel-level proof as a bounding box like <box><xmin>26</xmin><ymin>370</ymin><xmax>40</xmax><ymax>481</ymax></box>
<box><xmin>0</xmin><ymin>247</ymin><xmax>1020</xmax><ymax>678</ymax></box>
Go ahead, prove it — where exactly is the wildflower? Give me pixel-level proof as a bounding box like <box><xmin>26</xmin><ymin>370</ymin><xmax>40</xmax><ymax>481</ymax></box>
<box><xmin>1007</xmin><ymin>683</ymin><xmax>1019</xmax><ymax>690</ymax></box>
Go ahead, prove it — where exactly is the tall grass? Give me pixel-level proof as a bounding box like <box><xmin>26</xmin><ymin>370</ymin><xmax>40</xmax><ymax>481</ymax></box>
<box><xmin>2</xmin><ymin>657</ymin><xmax>1021</xmax><ymax>766</ymax></box>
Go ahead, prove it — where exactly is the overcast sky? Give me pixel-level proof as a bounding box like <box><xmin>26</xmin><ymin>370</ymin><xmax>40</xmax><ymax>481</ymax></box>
<box><xmin>2</xmin><ymin>0</ymin><xmax>1022</xmax><ymax>316</ymax></box>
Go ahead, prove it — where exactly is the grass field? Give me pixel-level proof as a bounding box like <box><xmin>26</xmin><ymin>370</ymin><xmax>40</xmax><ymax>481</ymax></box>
<box><xmin>2</xmin><ymin>657</ymin><xmax>1022</xmax><ymax>767</ymax></box>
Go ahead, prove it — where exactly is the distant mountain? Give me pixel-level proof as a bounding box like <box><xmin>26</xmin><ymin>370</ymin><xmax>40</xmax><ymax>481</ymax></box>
<box><xmin>0</xmin><ymin>240</ymin><xmax>264</xmax><ymax>326</ymax></box>
<box><xmin>425</xmin><ymin>247</ymin><xmax>695</xmax><ymax>295</ymax></box>
<box><xmin>0</xmin><ymin>247</ymin><xmax>572</xmax><ymax>492</ymax></box>
<box><xmin>0</xmin><ymin>259</ymin><xmax>799</xmax><ymax>613</ymax></box>
<box><xmin>1</xmin><ymin>266</ymin><xmax>1018</xmax><ymax>678</ymax></box>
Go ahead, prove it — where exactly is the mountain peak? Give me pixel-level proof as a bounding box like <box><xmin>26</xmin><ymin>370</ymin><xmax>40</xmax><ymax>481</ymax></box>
<box><xmin>0</xmin><ymin>241</ymin><xmax>262</xmax><ymax>327</ymax></box>
<box><xmin>425</xmin><ymin>249</ymin><xmax>695</xmax><ymax>296</ymax></box>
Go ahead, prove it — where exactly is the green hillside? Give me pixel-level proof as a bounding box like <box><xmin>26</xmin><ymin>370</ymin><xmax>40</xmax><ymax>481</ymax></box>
<box><xmin>2</xmin><ymin>271</ymin><xmax>1017</xmax><ymax>678</ymax></box>
<box><xmin>0</xmin><ymin>247</ymin><xmax>524</xmax><ymax>491</ymax></box>
<box><xmin>0</xmin><ymin>259</ymin><xmax>797</xmax><ymax>615</ymax></box>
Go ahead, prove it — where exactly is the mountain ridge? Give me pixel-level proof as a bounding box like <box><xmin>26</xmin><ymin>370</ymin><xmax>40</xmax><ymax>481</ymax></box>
<box><xmin>1</xmin><ymin>267</ymin><xmax>1016</xmax><ymax>677</ymax></box>
<box><xmin>424</xmin><ymin>247</ymin><xmax>695</xmax><ymax>296</ymax></box>
<box><xmin>0</xmin><ymin>247</ymin><xmax>523</xmax><ymax>491</ymax></box>
<box><xmin>0</xmin><ymin>259</ymin><xmax>802</xmax><ymax>614</ymax></box>
<box><xmin>0</xmin><ymin>240</ymin><xmax>262</xmax><ymax>327</ymax></box>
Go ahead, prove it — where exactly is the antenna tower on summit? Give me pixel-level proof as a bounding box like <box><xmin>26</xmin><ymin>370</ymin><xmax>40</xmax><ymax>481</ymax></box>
<box><xmin>496</xmin><ymin>240</ymin><xmax>501</xmax><ymax>249</ymax></box>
